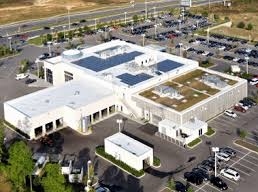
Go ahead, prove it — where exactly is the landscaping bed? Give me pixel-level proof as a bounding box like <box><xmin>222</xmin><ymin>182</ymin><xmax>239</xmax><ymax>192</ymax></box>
<box><xmin>153</xmin><ymin>156</ymin><xmax>161</xmax><ymax>167</ymax></box>
<box><xmin>95</xmin><ymin>146</ymin><xmax>145</xmax><ymax>178</ymax></box>
<box><xmin>235</xmin><ymin>139</ymin><xmax>258</xmax><ymax>154</ymax></box>
<box><xmin>187</xmin><ymin>138</ymin><xmax>202</xmax><ymax>148</ymax></box>
<box><xmin>205</xmin><ymin>127</ymin><xmax>216</xmax><ymax>137</ymax></box>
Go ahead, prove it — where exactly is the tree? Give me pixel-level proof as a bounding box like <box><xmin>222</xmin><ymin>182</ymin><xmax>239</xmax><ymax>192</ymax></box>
<box><xmin>187</xmin><ymin>186</ymin><xmax>194</xmax><ymax>192</ymax></box>
<box><xmin>0</xmin><ymin>120</ymin><xmax>5</xmax><ymax>162</ymax></box>
<box><xmin>214</xmin><ymin>14</ymin><xmax>220</xmax><ymax>21</ymax></box>
<box><xmin>41</xmin><ymin>164</ymin><xmax>72</xmax><ymax>192</ymax></box>
<box><xmin>46</xmin><ymin>34</ymin><xmax>52</xmax><ymax>42</ymax></box>
<box><xmin>237</xmin><ymin>21</ymin><xmax>245</xmax><ymax>29</ymax></box>
<box><xmin>167</xmin><ymin>178</ymin><xmax>176</xmax><ymax>190</ymax></box>
<box><xmin>7</xmin><ymin>141</ymin><xmax>33</xmax><ymax>192</ymax></box>
<box><xmin>19</xmin><ymin>59</ymin><xmax>29</xmax><ymax>73</ymax></box>
<box><xmin>133</xmin><ymin>15</ymin><xmax>139</xmax><ymax>23</ymax></box>
<box><xmin>239</xmin><ymin>130</ymin><xmax>247</xmax><ymax>140</ymax></box>
<box><xmin>246</xmin><ymin>23</ymin><xmax>253</xmax><ymax>30</ymax></box>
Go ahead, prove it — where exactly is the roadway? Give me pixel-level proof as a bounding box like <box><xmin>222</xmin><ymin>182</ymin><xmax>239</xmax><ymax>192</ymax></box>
<box><xmin>0</xmin><ymin>0</ymin><xmax>222</xmax><ymax>39</ymax></box>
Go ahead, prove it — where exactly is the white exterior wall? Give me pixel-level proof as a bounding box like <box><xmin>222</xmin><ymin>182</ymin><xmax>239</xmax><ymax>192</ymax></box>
<box><xmin>158</xmin><ymin>121</ymin><xmax>179</xmax><ymax>138</ymax></box>
<box><xmin>104</xmin><ymin>138</ymin><xmax>153</xmax><ymax>171</ymax></box>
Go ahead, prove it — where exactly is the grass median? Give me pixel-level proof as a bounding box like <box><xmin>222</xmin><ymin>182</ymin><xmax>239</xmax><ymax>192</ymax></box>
<box><xmin>235</xmin><ymin>139</ymin><xmax>258</xmax><ymax>154</ymax></box>
<box><xmin>205</xmin><ymin>127</ymin><xmax>215</xmax><ymax>137</ymax></box>
<box><xmin>95</xmin><ymin>146</ymin><xmax>145</xmax><ymax>178</ymax></box>
<box><xmin>187</xmin><ymin>138</ymin><xmax>202</xmax><ymax>148</ymax></box>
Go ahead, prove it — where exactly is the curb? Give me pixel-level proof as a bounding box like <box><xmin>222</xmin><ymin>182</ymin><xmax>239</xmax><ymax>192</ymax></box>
<box><xmin>187</xmin><ymin>139</ymin><xmax>202</xmax><ymax>149</ymax></box>
<box><xmin>233</xmin><ymin>140</ymin><xmax>258</xmax><ymax>155</ymax></box>
<box><xmin>95</xmin><ymin>151</ymin><xmax>145</xmax><ymax>179</ymax></box>
<box><xmin>0</xmin><ymin>52</ymin><xmax>21</xmax><ymax>61</ymax></box>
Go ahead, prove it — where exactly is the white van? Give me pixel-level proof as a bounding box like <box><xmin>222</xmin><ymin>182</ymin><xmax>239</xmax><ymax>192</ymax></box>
<box><xmin>15</xmin><ymin>73</ymin><xmax>29</xmax><ymax>80</ymax></box>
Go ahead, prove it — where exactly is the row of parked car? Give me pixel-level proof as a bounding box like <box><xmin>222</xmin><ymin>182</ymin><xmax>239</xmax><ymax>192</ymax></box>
<box><xmin>183</xmin><ymin>147</ymin><xmax>238</xmax><ymax>191</ymax></box>
<box><xmin>224</xmin><ymin>97</ymin><xmax>256</xmax><ymax>118</ymax></box>
<box><xmin>211</xmin><ymin>34</ymin><xmax>248</xmax><ymax>44</ymax></box>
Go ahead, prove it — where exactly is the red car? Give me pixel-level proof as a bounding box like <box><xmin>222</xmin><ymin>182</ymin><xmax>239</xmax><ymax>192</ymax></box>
<box><xmin>234</xmin><ymin>105</ymin><xmax>246</xmax><ymax>113</ymax></box>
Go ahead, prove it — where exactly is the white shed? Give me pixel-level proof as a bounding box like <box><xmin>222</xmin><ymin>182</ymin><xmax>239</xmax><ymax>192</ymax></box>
<box><xmin>104</xmin><ymin>133</ymin><xmax>153</xmax><ymax>171</ymax></box>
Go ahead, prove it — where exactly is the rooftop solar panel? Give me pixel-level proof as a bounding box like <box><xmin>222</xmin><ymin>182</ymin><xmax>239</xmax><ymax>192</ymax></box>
<box><xmin>117</xmin><ymin>73</ymin><xmax>153</xmax><ymax>86</ymax></box>
<box><xmin>73</xmin><ymin>51</ymin><xmax>142</xmax><ymax>72</ymax></box>
<box><xmin>156</xmin><ymin>59</ymin><xmax>183</xmax><ymax>72</ymax></box>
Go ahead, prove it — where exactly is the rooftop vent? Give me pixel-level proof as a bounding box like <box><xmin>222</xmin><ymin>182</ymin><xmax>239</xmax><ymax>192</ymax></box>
<box><xmin>62</xmin><ymin>49</ymin><xmax>82</xmax><ymax>61</ymax></box>
<box><xmin>74</xmin><ymin>91</ymin><xmax>80</xmax><ymax>95</ymax></box>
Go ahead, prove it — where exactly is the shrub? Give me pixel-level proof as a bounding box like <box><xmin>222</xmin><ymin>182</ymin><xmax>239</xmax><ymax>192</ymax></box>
<box><xmin>224</xmin><ymin>16</ymin><xmax>230</xmax><ymax>21</ymax></box>
<box><xmin>237</xmin><ymin>21</ymin><xmax>245</xmax><ymax>29</ymax></box>
<box><xmin>96</xmin><ymin>146</ymin><xmax>144</xmax><ymax>177</ymax></box>
<box><xmin>187</xmin><ymin>138</ymin><xmax>201</xmax><ymax>148</ymax></box>
<box><xmin>153</xmin><ymin>156</ymin><xmax>161</xmax><ymax>166</ymax></box>
<box><xmin>246</xmin><ymin>23</ymin><xmax>253</xmax><ymax>30</ymax></box>
<box><xmin>214</xmin><ymin>14</ymin><xmax>220</xmax><ymax>20</ymax></box>
<box><xmin>167</xmin><ymin>178</ymin><xmax>176</xmax><ymax>190</ymax></box>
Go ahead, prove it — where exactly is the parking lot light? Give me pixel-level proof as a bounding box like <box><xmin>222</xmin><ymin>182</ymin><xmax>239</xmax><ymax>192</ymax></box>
<box><xmin>196</xmin><ymin>20</ymin><xmax>199</xmax><ymax>28</ymax></box>
<box><xmin>179</xmin><ymin>43</ymin><xmax>183</xmax><ymax>57</ymax></box>
<box><xmin>207</xmin><ymin>27</ymin><xmax>210</xmax><ymax>44</ymax></box>
<box><xmin>145</xmin><ymin>0</ymin><xmax>148</xmax><ymax>20</ymax></box>
<box><xmin>153</xmin><ymin>6</ymin><xmax>156</xmax><ymax>18</ymax></box>
<box><xmin>8</xmin><ymin>36</ymin><xmax>12</xmax><ymax>51</ymax></box>
<box><xmin>212</xmin><ymin>147</ymin><xmax>219</xmax><ymax>177</ymax></box>
<box><xmin>142</xmin><ymin>34</ymin><xmax>146</xmax><ymax>46</ymax></box>
<box><xmin>154</xmin><ymin>24</ymin><xmax>158</xmax><ymax>38</ymax></box>
<box><xmin>116</xmin><ymin>119</ymin><xmax>123</xmax><ymax>132</ymax></box>
<box><xmin>62</xmin><ymin>26</ymin><xmax>66</xmax><ymax>40</ymax></box>
<box><xmin>245</xmin><ymin>56</ymin><xmax>249</xmax><ymax>74</ymax></box>
<box><xmin>87</xmin><ymin>160</ymin><xmax>92</xmax><ymax>180</ymax></box>
<box><xmin>124</xmin><ymin>12</ymin><xmax>127</xmax><ymax>25</ymax></box>
<box><xmin>94</xmin><ymin>18</ymin><xmax>97</xmax><ymax>31</ymax></box>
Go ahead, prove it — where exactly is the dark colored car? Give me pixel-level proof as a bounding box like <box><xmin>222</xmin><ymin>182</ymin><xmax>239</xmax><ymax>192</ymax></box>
<box><xmin>192</xmin><ymin>168</ymin><xmax>209</xmax><ymax>181</ymax></box>
<box><xmin>43</xmin><ymin>26</ymin><xmax>50</xmax><ymax>30</ymax></box>
<box><xmin>197</xmin><ymin>164</ymin><xmax>212</xmax><ymax>173</ymax></box>
<box><xmin>175</xmin><ymin>181</ymin><xmax>187</xmax><ymax>192</ymax></box>
<box><xmin>243</xmin><ymin>97</ymin><xmax>257</xmax><ymax>106</ymax></box>
<box><xmin>210</xmin><ymin>176</ymin><xmax>228</xmax><ymax>191</ymax></box>
<box><xmin>219</xmin><ymin>147</ymin><xmax>236</xmax><ymax>157</ymax></box>
<box><xmin>239</xmin><ymin>100</ymin><xmax>252</xmax><ymax>108</ymax></box>
<box><xmin>184</xmin><ymin>172</ymin><xmax>203</xmax><ymax>185</ymax></box>
<box><xmin>25</xmin><ymin>78</ymin><xmax>36</xmax><ymax>84</ymax></box>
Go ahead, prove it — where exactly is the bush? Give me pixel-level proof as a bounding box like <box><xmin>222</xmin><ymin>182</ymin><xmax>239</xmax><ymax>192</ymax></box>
<box><xmin>205</xmin><ymin>127</ymin><xmax>215</xmax><ymax>136</ymax></box>
<box><xmin>167</xmin><ymin>178</ymin><xmax>176</xmax><ymax>190</ymax></box>
<box><xmin>214</xmin><ymin>14</ymin><xmax>220</xmax><ymax>20</ymax></box>
<box><xmin>237</xmin><ymin>21</ymin><xmax>245</xmax><ymax>29</ymax></box>
<box><xmin>202</xmin><ymin>11</ymin><xmax>208</xmax><ymax>17</ymax></box>
<box><xmin>153</xmin><ymin>156</ymin><xmax>161</xmax><ymax>166</ymax></box>
<box><xmin>96</xmin><ymin>146</ymin><xmax>144</xmax><ymax>177</ymax></box>
<box><xmin>246</xmin><ymin>23</ymin><xmax>253</xmax><ymax>30</ymax></box>
<box><xmin>224</xmin><ymin>16</ymin><xmax>230</xmax><ymax>21</ymax></box>
<box><xmin>187</xmin><ymin>138</ymin><xmax>202</xmax><ymax>148</ymax></box>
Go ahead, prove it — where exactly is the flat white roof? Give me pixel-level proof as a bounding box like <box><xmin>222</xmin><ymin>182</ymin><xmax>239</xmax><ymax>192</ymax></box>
<box><xmin>182</xmin><ymin>118</ymin><xmax>207</xmax><ymax>131</ymax></box>
<box><xmin>5</xmin><ymin>79</ymin><xmax>114</xmax><ymax>117</ymax></box>
<box><xmin>105</xmin><ymin>132</ymin><xmax>153</xmax><ymax>157</ymax></box>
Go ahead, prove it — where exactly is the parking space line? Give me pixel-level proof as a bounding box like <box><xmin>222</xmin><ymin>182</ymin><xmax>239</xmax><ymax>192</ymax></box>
<box><xmin>220</xmin><ymin>175</ymin><xmax>239</xmax><ymax>185</ymax></box>
<box><xmin>231</xmin><ymin>165</ymin><xmax>251</xmax><ymax>176</ymax></box>
<box><xmin>230</xmin><ymin>159</ymin><xmax>256</xmax><ymax>172</ymax></box>
<box><xmin>246</xmin><ymin>136</ymin><xmax>257</xmax><ymax>143</ymax></box>
<box><xmin>238</xmin><ymin>157</ymin><xmax>258</xmax><ymax>167</ymax></box>
<box><xmin>179</xmin><ymin>177</ymin><xmax>207</xmax><ymax>192</ymax></box>
<box><xmin>228</xmin><ymin>145</ymin><xmax>247</xmax><ymax>156</ymax></box>
<box><xmin>248</xmin><ymin>153</ymin><xmax>258</xmax><ymax>161</ymax></box>
<box><xmin>206</xmin><ymin>182</ymin><xmax>233</xmax><ymax>191</ymax></box>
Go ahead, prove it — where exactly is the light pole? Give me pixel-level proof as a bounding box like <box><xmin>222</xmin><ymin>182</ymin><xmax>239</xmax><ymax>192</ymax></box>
<box><xmin>154</xmin><ymin>24</ymin><xmax>157</xmax><ymax>38</ymax></box>
<box><xmin>94</xmin><ymin>18</ymin><xmax>97</xmax><ymax>31</ymax></box>
<box><xmin>124</xmin><ymin>12</ymin><xmax>127</xmax><ymax>25</ymax></box>
<box><xmin>142</xmin><ymin>34</ymin><xmax>145</xmax><ymax>46</ymax></box>
<box><xmin>245</xmin><ymin>56</ymin><xmax>249</xmax><ymax>74</ymax></box>
<box><xmin>196</xmin><ymin>20</ymin><xmax>199</xmax><ymax>28</ymax></box>
<box><xmin>212</xmin><ymin>147</ymin><xmax>219</xmax><ymax>177</ymax></box>
<box><xmin>63</xmin><ymin>26</ymin><xmax>66</xmax><ymax>40</ymax></box>
<box><xmin>50</xmin><ymin>27</ymin><xmax>54</xmax><ymax>43</ymax></box>
<box><xmin>178</xmin><ymin>20</ymin><xmax>181</xmax><ymax>31</ymax></box>
<box><xmin>179</xmin><ymin>43</ymin><xmax>183</xmax><ymax>57</ymax></box>
<box><xmin>67</xmin><ymin>7</ymin><xmax>71</xmax><ymax>31</ymax></box>
<box><xmin>116</xmin><ymin>119</ymin><xmax>123</xmax><ymax>132</ymax></box>
<box><xmin>153</xmin><ymin>6</ymin><xmax>156</xmax><ymax>18</ymax></box>
<box><xmin>207</xmin><ymin>27</ymin><xmax>210</xmax><ymax>44</ymax></box>
<box><xmin>8</xmin><ymin>36</ymin><xmax>12</xmax><ymax>51</ymax></box>
<box><xmin>145</xmin><ymin>0</ymin><xmax>148</xmax><ymax>20</ymax></box>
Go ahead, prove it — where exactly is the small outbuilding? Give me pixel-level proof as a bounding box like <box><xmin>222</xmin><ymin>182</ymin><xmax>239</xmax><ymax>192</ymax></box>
<box><xmin>104</xmin><ymin>133</ymin><xmax>153</xmax><ymax>171</ymax></box>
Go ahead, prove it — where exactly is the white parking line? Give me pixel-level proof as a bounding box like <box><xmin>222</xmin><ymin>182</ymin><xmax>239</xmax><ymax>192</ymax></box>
<box><xmin>179</xmin><ymin>177</ymin><xmax>207</xmax><ymax>192</ymax></box>
<box><xmin>227</xmin><ymin>146</ymin><xmax>247</xmax><ymax>156</ymax></box>
<box><xmin>230</xmin><ymin>159</ymin><xmax>256</xmax><ymax>172</ymax></box>
<box><xmin>231</xmin><ymin>165</ymin><xmax>251</xmax><ymax>176</ymax></box>
<box><xmin>248</xmin><ymin>153</ymin><xmax>258</xmax><ymax>161</ymax></box>
<box><xmin>238</xmin><ymin>157</ymin><xmax>258</xmax><ymax>167</ymax></box>
<box><xmin>220</xmin><ymin>175</ymin><xmax>239</xmax><ymax>185</ymax></box>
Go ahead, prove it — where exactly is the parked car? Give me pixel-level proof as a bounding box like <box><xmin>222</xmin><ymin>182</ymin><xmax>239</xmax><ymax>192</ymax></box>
<box><xmin>219</xmin><ymin>147</ymin><xmax>236</xmax><ymax>157</ymax></box>
<box><xmin>220</xmin><ymin>168</ymin><xmax>240</xmax><ymax>181</ymax></box>
<box><xmin>184</xmin><ymin>172</ymin><xmax>203</xmax><ymax>185</ymax></box>
<box><xmin>175</xmin><ymin>181</ymin><xmax>187</xmax><ymax>192</ymax></box>
<box><xmin>234</xmin><ymin>104</ymin><xmax>246</xmax><ymax>113</ymax></box>
<box><xmin>197</xmin><ymin>164</ymin><xmax>212</xmax><ymax>172</ymax></box>
<box><xmin>238</xmin><ymin>102</ymin><xmax>249</xmax><ymax>110</ymax></box>
<box><xmin>96</xmin><ymin>186</ymin><xmax>111</xmax><ymax>192</ymax></box>
<box><xmin>25</xmin><ymin>78</ymin><xmax>37</xmax><ymax>84</ymax></box>
<box><xmin>224</xmin><ymin>110</ymin><xmax>237</xmax><ymax>118</ymax></box>
<box><xmin>249</xmin><ymin>78</ymin><xmax>258</xmax><ymax>85</ymax></box>
<box><xmin>210</xmin><ymin>176</ymin><xmax>228</xmax><ymax>191</ymax></box>
<box><xmin>243</xmin><ymin>97</ymin><xmax>257</xmax><ymax>106</ymax></box>
<box><xmin>216</xmin><ymin>152</ymin><xmax>231</xmax><ymax>162</ymax></box>
<box><xmin>192</xmin><ymin>168</ymin><xmax>209</xmax><ymax>181</ymax></box>
<box><xmin>15</xmin><ymin>73</ymin><xmax>29</xmax><ymax>80</ymax></box>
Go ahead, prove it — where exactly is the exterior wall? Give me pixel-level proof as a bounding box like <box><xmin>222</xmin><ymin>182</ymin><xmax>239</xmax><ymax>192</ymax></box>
<box><xmin>104</xmin><ymin>139</ymin><xmax>153</xmax><ymax>171</ymax></box>
<box><xmin>158</xmin><ymin>121</ymin><xmax>179</xmax><ymax>138</ymax></box>
<box><xmin>181</xmin><ymin>80</ymin><xmax>247</xmax><ymax>123</ymax></box>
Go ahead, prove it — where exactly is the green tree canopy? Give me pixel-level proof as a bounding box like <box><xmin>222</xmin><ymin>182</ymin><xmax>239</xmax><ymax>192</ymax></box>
<box><xmin>7</xmin><ymin>141</ymin><xmax>33</xmax><ymax>192</ymax></box>
<box><xmin>41</xmin><ymin>163</ymin><xmax>72</xmax><ymax>192</ymax></box>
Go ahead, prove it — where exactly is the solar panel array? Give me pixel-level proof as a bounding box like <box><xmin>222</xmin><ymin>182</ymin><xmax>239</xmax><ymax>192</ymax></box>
<box><xmin>117</xmin><ymin>73</ymin><xmax>153</xmax><ymax>86</ymax></box>
<box><xmin>156</xmin><ymin>59</ymin><xmax>183</xmax><ymax>72</ymax></box>
<box><xmin>73</xmin><ymin>51</ymin><xmax>142</xmax><ymax>72</ymax></box>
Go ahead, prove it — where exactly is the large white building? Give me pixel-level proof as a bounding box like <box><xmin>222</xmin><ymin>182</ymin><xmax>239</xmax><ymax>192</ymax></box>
<box><xmin>4</xmin><ymin>40</ymin><xmax>247</xmax><ymax>144</ymax></box>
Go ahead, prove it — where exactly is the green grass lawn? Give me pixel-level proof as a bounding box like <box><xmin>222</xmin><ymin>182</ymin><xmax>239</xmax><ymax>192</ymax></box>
<box><xmin>205</xmin><ymin>127</ymin><xmax>215</xmax><ymax>136</ymax></box>
<box><xmin>28</xmin><ymin>36</ymin><xmax>44</xmax><ymax>46</ymax></box>
<box><xmin>187</xmin><ymin>138</ymin><xmax>202</xmax><ymax>148</ymax></box>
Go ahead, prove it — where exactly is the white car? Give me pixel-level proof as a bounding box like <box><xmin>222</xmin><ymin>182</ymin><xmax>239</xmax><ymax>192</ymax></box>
<box><xmin>224</xmin><ymin>110</ymin><xmax>237</xmax><ymax>118</ymax></box>
<box><xmin>216</xmin><ymin>152</ymin><xmax>231</xmax><ymax>162</ymax></box>
<box><xmin>233</xmin><ymin>57</ymin><xmax>240</xmax><ymax>62</ymax></box>
<box><xmin>238</xmin><ymin>103</ymin><xmax>249</xmax><ymax>110</ymax></box>
<box><xmin>15</xmin><ymin>73</ymin><xmax>29</xmax><ymax>80</ymax></box>
<box><xmin>220</xmin><ymin>168</ymin><xmax>240</xmax><ymax>181</ymax></box>
<box><xmin>249</xmin><ymin>78</ymin><xmax>258</xmax><ymax>85</ymax></box>
<box><xmin>202</xmin><ymin>51</ymin><xmax>209</xmax><ymax>56</ymax></box>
